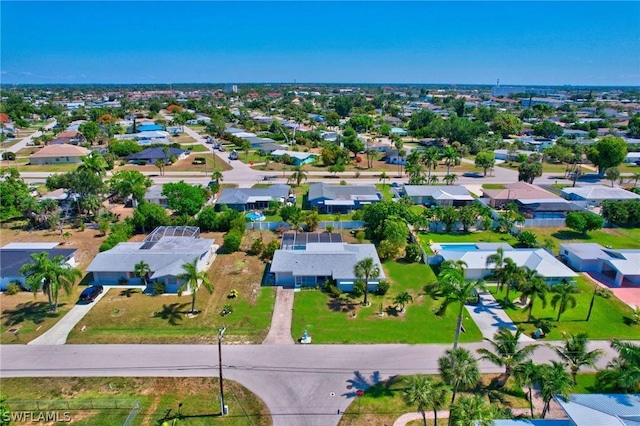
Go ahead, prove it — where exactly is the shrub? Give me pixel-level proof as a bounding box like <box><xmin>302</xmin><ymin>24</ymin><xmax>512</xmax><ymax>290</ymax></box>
<box><xmin>208</xmin><ymin>182</ymin><xmax>220</xmax><ymax>194</ymax></box>
<box><xmin>228</xmin><ymin>289</ymin><xmax>239</xmax><ymax>299</ymax></box>
<box><xmin>352</xmin><ymin>281</ymin><xmax>365</xmax><ymax>298</ymax></box>
<box><xmin>1</xmin><ymin>152</ymin><xmax>16</xmax><ymax>161</ymax></box>
<box><xmin>377</xmin><ymin>240</ymin><xmax>401</xmax><ymax>260</ymax></box>
<box><xmin>221</xmin><ymin>304</ymin><xmax>234</xmax><ymax>316</ymax></box>
<box><xmin>261</xmin><ymin>239</ymin><xmax>280</xmax><ymax>261</ymax></box>
<box><xmin>223</xmin><ymin>230</ymin><xmax>243</xmax><ymax>252</ymax></box>
<box><xmin>535</xmin><ymin>319</ymin><xmax>552</xmax><ymax>334</ymax></box>
<box><xmin>250</xmin><ymin>237</ymin><xmax>264</xmax><ymax>256</ymax></box>
<box><xmin>596</xmin><ymin>287</ymin><xmax>613</xmax><ymax>299</ymax></box>
<box><xmin>404</xmin><ymin>243</ymin><xmax>423</xmax><ymax>263</ymax></box>
<box><xmin>340</xmin><ymin>180</ymin><xmax>347</xmax><ymax>185</ymax></box>
<box><xmin>355</xmin><ymin>230</ymin><xmax>365</xmax><ymax>243</ymax></box>
<box><xmin>5</xmin><ymin>281</ymin><xmax>21</xmax><ymax>295</ymax></box>
<box><xmin>374</xmin><ymin>280</ymin><xmax>390</xmax><ymax>296</ymax></box>
<box><xmin>153</xmin><ymin>281</ymin><xmax>165</xmax><ymax>295</ymax></box>
<box><xmin>516</xmin><ymin>230</ymin><xmax>539</xmax><ymax>248</ymax></box>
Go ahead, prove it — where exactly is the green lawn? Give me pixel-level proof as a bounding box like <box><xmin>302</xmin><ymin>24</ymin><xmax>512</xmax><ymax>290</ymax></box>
<box><xmin>495</xmin><ymin>276</ymin><xmax>639</xmax><ymax>340</ymax></box>
<box><xmin>291</xmin><ymin>260</ymin><xmax>483</xmax><ymax>344</ymax></box>
<box><xmin>482</xmin><ymin>183</ymin><xmax>505</xmax><ymax>189</ymax></box>
<box><xmin>181</xmin><ymin>143</ymin><xmax>209</xmax><ymax>152</ymax></box>
<box><xmin>376</xmin><ymin>184</ymin><xmax>397</xmax><ymax>200</ymax></box>
<box><xmin>500</xmin><ymin>160</ymin><xmax>572</xmax><ymax>174</ymax></box>
<box><xmin>527</xmin><ymin>227</ymin><xmax>640</xmax><ymax>249</ymax></box>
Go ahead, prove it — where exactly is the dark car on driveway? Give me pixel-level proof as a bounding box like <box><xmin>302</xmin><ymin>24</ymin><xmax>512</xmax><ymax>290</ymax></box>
<box><xmin>79</xmin><ymin>285</ymin><xmax>103</xmax><ymax>302</ymax></box>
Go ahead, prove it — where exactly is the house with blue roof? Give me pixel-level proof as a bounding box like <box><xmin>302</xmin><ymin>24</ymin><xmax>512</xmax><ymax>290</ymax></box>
<box><xmin>216</xmin><ymin>184</ymin><xmax>290</xmax><ymax>211</ymax></box>
<box><xmin>308</xmin><ymin>183</ymin><xmax>381</xmax><ymax>213</ymax></box>
<box><xmin>270</xmin><ymin>149</ymin><xmax>317</xmax><ymax>166</ymax></box>
<box><xmin>126</xmin><ymin>147</ymin><xmax>189</xmax><ymax>164</ymax></box>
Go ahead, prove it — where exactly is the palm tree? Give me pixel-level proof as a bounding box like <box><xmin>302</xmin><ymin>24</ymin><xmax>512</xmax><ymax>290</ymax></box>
<box><xmin>595</xmin><ymin>340</ymin><xmax>640</xmax><ymax>393</ymax></box>
<box><xmin>211</xmin><ymin>169</ymin><xmax>223</xmax><ymax>183</ymax></box>
<box><xmin>394</xmin><ymin>291</ymin><xmax>413</xmax><ymax>312</ymax></box>
<box><xmin>421</xmin><ymin>147</ymin><xmax>440</xmax><ymax>182</ymax></box>
<box><xmin>551</xmin><ymin>279</ymin><xmax>579</xmax><ymax>321</ymax></box>
<box><xmin>443</xmin><ymin>174</ymin><xmax>458</xmax><ymax>185</ymax></box>
<box><xmin>439</xmin><ymin>348</ymin><xmax>480</xmax><ymax>405</ymax></box>
<box><xmin>428</xmin><ymin>175</ymin><xmax>440</xmax><ymax>185</ymax></box>
<box><xmin>78</xmin><ymin>151</ymin><xmax>108</xmax><ymax>176</ymax></box>
<box><xmin>134</xmin><ymin>261</ymin><xmax>151</xmax><ymax>286</ymax></box>
<box><xmin>631</xmin><ymin>172</ymin><xmax>640</xmax><ymax>187</ymax></box>
<box><xmin>501</xmin><ymin>258</ymin><xmax>523</xmax><ymax>302</ymax></box>
<box><xmin>20</xmin><ymin>252</ymin><xmax>82</xmax><ymax>311</ymax></box>
<box><xmin>518</xmin><ymin>268</ymin><xmax>548</xmax><ymax>322</ymax></box>
<box><xmin>485</xmin><ymin>247</ymin><xmax>506</xmax><ymax>294</ymax></box>
<box><xmin>176</xmin><ymin>258</ymin><xmax>214</xmax><ymax>314</ymax></box>
<box><xmin>442</xmin><ymin>146</ymin><xmax>461</xmax><ymax>175</ymax></box>
<box><xmin>378</xmin><ymin>171</ymin><xmax>389</xmax><ymax>188</ymax></box>
<box><xmin>402</xmin><ymin>375</ymin><xmax>448</xmax><ymax>426</ymax></box>
<box><xmin>537</xmin><ymin>361</ymin><xmax>573</xmax><ymax>418</ymax></box>
<box><xmin>449</xmin><ymin>395</ymin><xmax>495</xmax><ymax>426</ymax></box>
<box><xmin>287</xmin><ymin>166</ymin><xmax>307</xmax><ymax>187</ymax></box>
<box><xmin>513</xmin><ymin>360</ymin><xmax>538</xmax><ymax>418</ymax></box>
<box><xmin>476</xmin><ymin>327</ymin><xmax>538</xmax><ymax>386</ymax></box>
<box><xmin>155</xmin><ymin>159</ymin><xmax>165</xmax><ymax>176</ymax></box>
<box><xmin>553</xmin><ymin>333</ymin><xmax>605</xmax><ymax>384</ymax></box>
<box><xmin>431</xmin><ymin>265</ymin><xmax>485</xmax><ymax>349</ymax></box>
<box><xmin>354</xmin><ymin>257</ymin><xmax>380</xmax><ymax>306</ymax></box>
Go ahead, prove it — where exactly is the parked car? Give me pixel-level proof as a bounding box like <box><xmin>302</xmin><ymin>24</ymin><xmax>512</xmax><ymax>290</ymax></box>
<box><xmin>79</xmin><ymin>285</ymin><xmax>104</xmax><ymax>302</ymax></box>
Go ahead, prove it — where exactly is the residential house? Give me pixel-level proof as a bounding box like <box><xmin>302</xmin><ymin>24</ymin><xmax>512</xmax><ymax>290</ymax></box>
<box><xmin>216</xmin><ymin>184</ymin><xmax>290</xmax><ymax>211</ymax></box>
<box><xmin>270</xmin><ymin>233</ymin><xmax>385</xmax><ymax>291</ymax></box>
<box><xmin>87</xmin><ymin>226</ymin><xmax>216</xmax><ymax>293</ymax></box>
<box><xmin>384</xmin><ymin>148</ymin><xmax>415</xmax><ymax>165</ymax></box>
<box><xmin>270</xmin><ymin>149</ymin><xmax>317</xmax><ymax>166</ymax></box>
<box><xmin>29</xmin><ymin>144</ymin><xmax>91</xmax><ymax>165</ymax></box>
<box><xmin>144</xmin><ymin>185</ymin><xmax>169</xmax><ymax>207</ymax></box>
<box><xmin>320</xmin><ymin>131</ymin><xmax>338</xmax><ymax>142</ymax></box>
<box><xmin>624</xmin><ymin>152</ymin><xmax>640</xmax><ymax>163</ymax></box>
<box><xmin>561</xmin><ymin>185</ymin><xmax>640</xmax><ymax>206</ymax></box>
<box><xmin>482</xmin><ymin>182</ymin><xmax>557</xmax><ymax>208</ymax></box>
<box><xmin>402</xmin><ymin>185</ymin><xmax>474</xmax><ymax>207</ymax></box>
<box><xmin>560</xmin><ymin>243</ymin><xmax>640</xmax><ymax>287</ymax></box>
<box><xmin>493</xmin><ymin>149</ymin><xmax>536</xmax><ymax>161</ymax></box>
<box><xmin>1</xmin><ymin>243</ymin><xmax>77</xmax><ymax>290</ymax></box>
<box><xmin>136</xmin><ymin>124</ymin><xmax>164</xmax><ymax>132</ymax></box>
<box><xmin>515</xmin><ymin>198</ymin><xmax>583</xmax><ymax>219</ymax></box>
<box><xmin>49</xmin><ymin>130</ymin><xmax>85</xmax><ymax>145</ymax></box>
<box><xmin>390</xmin><ymin>127</ymin><xmax>408</xmax><ymax>136</ymax></box>
<box><xmin>308</xmin><ymin>183</ymin><xmax>381</xmax><ymax>213</ymax></box>
<box><xmin>126</xmin><ymin>147</ymin><xmax>189</xmax><ymax>164</ymax></box>
<box><xmin>431</xmin><ymin>243</ymin><xmax>577</xmax><ymax>283</ymax></box>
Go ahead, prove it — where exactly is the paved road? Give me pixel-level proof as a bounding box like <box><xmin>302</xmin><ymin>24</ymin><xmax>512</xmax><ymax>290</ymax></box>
<box><xmin>0</xmin><ymin>341</ymin><xmax>626</xmax><ymax>426</ymax></box>
<box><xmin>0</xmin><ymin>119</ymin><xmax>57</xmax><ymax>162</ymax></box>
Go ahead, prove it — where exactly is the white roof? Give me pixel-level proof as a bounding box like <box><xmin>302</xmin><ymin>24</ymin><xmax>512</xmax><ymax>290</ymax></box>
<box><xmin>2</xmin><ymin>242</ymin><xmax>60</xmax><ymax>249</ymax></box>
<box><xmin>561</xmin><ymin>185</ymin><xmax>640</xmax><ymax>201</ymax></box>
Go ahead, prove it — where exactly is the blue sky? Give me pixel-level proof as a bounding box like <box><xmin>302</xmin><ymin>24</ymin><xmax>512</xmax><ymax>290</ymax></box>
<box><xmin>1</xmin><ymin>1</ymin><xmax>639</xmax><ymax>85</ymax></box>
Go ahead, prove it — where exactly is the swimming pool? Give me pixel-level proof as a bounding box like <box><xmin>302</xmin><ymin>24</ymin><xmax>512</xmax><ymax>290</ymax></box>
<box><xmin>245</xmin><ymin>211</ymin><xmax>266</xmax><ymax>221</ymax></box>
<box><xmin>439</xmin><ymin>244</ymin><xmax>479</xmax><ymax>251</ymax></box>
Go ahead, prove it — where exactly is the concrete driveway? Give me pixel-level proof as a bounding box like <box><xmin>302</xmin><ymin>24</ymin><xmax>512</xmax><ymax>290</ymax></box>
<box><xmin>262</xmin><ymin>287</ymin><xmax>295</xmax><ymax>345</ymax></box>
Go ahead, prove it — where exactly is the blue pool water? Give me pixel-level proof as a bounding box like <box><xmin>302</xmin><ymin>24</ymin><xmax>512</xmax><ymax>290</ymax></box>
<box><xmin>439</xmin><ymin>244</ymin><xmax>479</xmax><ymax>251</ymax></box>
<box><xmin>245</xmin><ymin>212</ymin><xmax>265</xmax><ymax>221</ymax></box>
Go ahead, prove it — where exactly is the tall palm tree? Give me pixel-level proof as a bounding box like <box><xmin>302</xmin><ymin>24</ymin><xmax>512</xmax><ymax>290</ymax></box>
<box><xmin>287</xmin><ymin>166</ymin><xmax>307</xmax><ymax>187</ymax></box>
<box><xmin>421</xmin><ymin>147</ymin><xmax>441</xmax><ymax>182</ymax></box>
<box><xmin>518</xmin><ymin>268</ymin><xmax>549</xmax><ymax>322</ymax></box>
<box><xmin>439</xmin><ymin>348</ymin><xmax>480</xmax><ymax>405</ymax></box>
<box><xmin>537</xmin><ymin>361</ymin><xmax>573</xmax><ymax>418</ymax></box>
<box><xmin>631</xmin><ymin>172</ymin><xmax>640</xmax><ymax>187</ymax></box>
<box><xmin>553</xmin><ymin>333</ymin><xmax>605</xmax><ymax>384</ymax></box>
<box><xmin>378</xmin><ymin>171</ymin><xmax>389</xmax><ymax>188</ymax></box>
<box><xmin>476</xmin><ymin>327</ymin><xmax>539</xmax><ymax>386</ymax></box>
<box><xmin>432</xmin><ymin>265</ymin><xmax>485</xmax><ymax>349</ymax></box>
<box><xmin>211</xmin><ymin>169</ymin><xmax>223</xmax><ymax>183</ymax></box>
<box><xmin>501</xmin><ymin>258</ymin><xmax>523</xmax><ymax>302</ymax></box>
<box><xmin>551</xmin><ymin>279</ymin><xmax>579</xmax><ymax>321</ymax></box>
<box><xmin>443</xmin><ymin>174</ymin><xmax>458</xmax><ymax>185</ymax></box>
<box><xmin>155</xmin><ymin>159</ymin><xmax>165</xmax><ymax>176</ymax></box>
<box><xmin>449</xmin><ymin>395</ymin><xmax>495</xmax><ymax>426</ymax></box>
<box><xmin>402</xmin><ymin>375</ymin><xmax>448</xmax><ymax>426</ymax></box>
<box><xmin>442</xmin><ymin>146</ymin><xmax>461</xmax><ymax>175</ymax></box>
<box><xmin>354</xmin><ymin>257</ymin><xmax>380</xmax><ymax>306</ymax></box>
<box><xmin>428</xmin><ymin>175</ymin><xmax>440</xmax><ymax>185</ymax></box>
<box><xmin>177</xmin><ymin>258</ymin><xmax>214</xmax><ymax>314</ymax></box>
<box><xmin>595</xmin><ymin>340</ymin><xmax>640</xmax><ymax>393</ymax></box>
<box><xmin>134</xmin><ymin>261</ymin><xmax>151</xmax><ymax>286</ymax></box>
<box><xmin>78</xmin><ymin>151</ymin><xmax>108</xmax><ymax>176</ymax></box>
<box><xmin>485</xmin><ymin>247</ymin><xmax>506</xmax><ymax>294</ymax></box>
<box><xmin>513</xmin><ymin>360</ymin><xmax>538</xmax><ymax>418</ymax></box>
<box><xmin>20</xmin><ymin>252</ymin><xmax>82</xmax><ymax>311</ymax></box>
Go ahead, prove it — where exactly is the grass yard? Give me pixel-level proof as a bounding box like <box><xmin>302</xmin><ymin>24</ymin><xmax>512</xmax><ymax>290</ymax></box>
<box><xmin>495</xmin><ymin>276</ymin><xmax>639</xmax><ymax>340</ymax></box>
<box><xmin>481</xmin><ymin>183</ymin><xmax>505</xmax><ymax>189</ymax></box>
<box><xmin>180</xmin><ymin>143</ymin><xmax>209</xmax><ymax>152</ymax></box>
<box><xmin>172</xmin><ymin>134</ymin><xmax>196</xmax><ymax>143</ymax></box>
<box><xmin>337</xmin><ymin>374</ymin><xmax>526</xmax><ymax>426</ymax></box>
<box><xmin>67</xmin><ymin>249</ymin><xmax>276</xmax><ymax>344</ymax></box>
<box><xmin>376</xmin><ymin>184</ymin><xmax>398</xmax><ymax>200</ymax></box>
<box><xmin>527</xmin><ymin>226</ymin><xmax>640</xmax><ymax>249</ymax></box>
<box><xmin>500</xmin><ymin>160</ymin><xmax>572</xmax><ymax>174</ymax></box>
<box><xmin>291</xmin><ymin>260</ymin><xmax>483</xmax><ymax>344</ymax></box>
<box><xmin>0</xmin><ymin>377</ymin><xmax>271</xmax><ymax>426</ymax></box>
<box><xmin>1</xmin><ymin>162</ymin><xmax>79</xmax><ymax>173</ymax></box>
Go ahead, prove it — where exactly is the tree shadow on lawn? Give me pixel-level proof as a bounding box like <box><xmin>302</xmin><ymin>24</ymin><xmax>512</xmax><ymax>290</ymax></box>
<box><xmin>475</xmin><ymin>377</ymin><xmax>525</xmax><ymax>406</ymax></box>
<box><xmin>327</xmin><ymin>297</ymin><xmax>358</xmax><ymax>314</ymax></box>
<box><xmin>2</xmin><ymin>301</ymin><xmax>63</xmax><ymax>326</ymax></box>
<box><xmin>551</xmin><ymin>230</ymin><xmax>592</xmax><ymax>241</ymax></box>
<box><xmin>343</xmin><ymin>371</ymin><xmax>398</xmax><ymax>399</ymax></box>
<box><xmin>119</xmin><ymin>288</ymin><xmax>140</xmax><ymax>298</ymax></box>
<box><xmin>154</xmin><ymin>303</ymin><xmax>190</xmax><ymax>326</ymax></box>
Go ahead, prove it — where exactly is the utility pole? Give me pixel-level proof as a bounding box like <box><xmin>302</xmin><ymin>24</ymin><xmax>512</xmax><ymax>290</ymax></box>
<box><xmin>218</xmin><ymin>327</ymin><xmax>226</xmax><ymax>416</ymax></box>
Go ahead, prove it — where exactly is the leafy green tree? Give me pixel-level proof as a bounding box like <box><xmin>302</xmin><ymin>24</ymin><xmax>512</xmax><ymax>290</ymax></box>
<box><xmin>177</xmin><ymin>258</ymin><xmax>214</xmax><ymax>314</ymax></box>
<box><xmin>362</xmin><ymin>200</ymin><xmax>415</xmax><ymax>241</ymax></box>
<box><xmin>381</xmin><ymin>217</ymin><xmax>410</xmax><ymax>246</ymax></box>
<box><xmin>162</xmin><ymin>181</ymin><xmax>207</xmax><ymax>216</ymax></box>
<box><xmin>586</xmin><ymin>136</ymin><xmax>628</xmax><ymax>176</ymax></box>
<box><xmin>438</xmin><ymin>347</ymin><xmax>480</xmax><ymax>404</ymax></box>
<box><xmin>476</xmin><ymin>328</ymin><xmax>538</xmax><ymax>385</ymax></box>
<box><xmin>551</xmin><ymin>280</ymin><xmax>579</xmax><ymax>321</ymax></box>
<box><xmin>109</xmin><ymin>139</ymin><xmax>142</xmax><ymax>157</ymax></box>
<box><xmin>474</xmin><ymin>152</ymin><xmax>495</xmax><ymax>177</ymax></box>
<box><xmin>401</xmin><ymin>376</ymin><xmax>448</xmax><ymax>426</ymax></box>
<box><xmin>404</xmin><ymin>243</ymin><xmax>423</xmax><ymax>263</ymax></box>
<box><xmin>628</xmin><ymin>113</ymin><xmax>640</xmax><ymax>138</ymax></box>
<box><xmin>347</xmin><ymin>115</ymin><xmax>373</xmax><ymax>133</ymax></box>
<box><xmin>537</xmin><ymin>361</ymin><xmax>573</xmax><ymax>418</ymax></box>
<box><xmin>354</xmin><ymin>257</ymin><xmax>380</xmax><ymax>306</ymax></box>
<box><xmin>490</xmin><ymin>113</ymin><xmax>522</xmax><ymax>137</ymax></box>
<box><xmin>449</xmin><ymin>395</ymin><xmax>495</xmax><ymax>426</ymax></box>
<box><xmin>132</xmin><ymin>202</ymin><xmax>170</xmax><ymax>233</ymax></box>
<box><xmin>532</xmin><ymin>120</ymin><xmax>563</xmax><ymax>138</ymax></box>
<box><xmin>0</xmin><ymin>168</ymin><xmax>32</xmax><ymax>221</ymax></box>
<box><xmin>78</xmin><ymin>121</ymin><xmax>100</xmax><ymax>144</ymax></box>
<box><xmin>518</xmin><ymin>161</ymin><xmax>543</xmax><ymax>184</ymax></box>
<box><xmin>108</xmin><ymin>170</ymin><xmax>152</xmax><ymax>204</ymax></box>
<box><xmin>553</xmin><ymin>332</ymin><xmax>605</xmax><ymax>384</ymax></box>
<box><xmin>516</xmin><ymin>230</ymin><xmax>539</xmax><ymax>248</ymax></box>
<box><xmin>595</xmin><ymin>340</ymin><xmax>640</xmax><ymax>393</ymax></box>
<box><xmin>605</xmin><ymin>167</ymin><xmax>621</xmax><ymax>187</ymax></box>
<box><xmin>20</xmin><ymin>252</ymin><xmax>82</xmax><ymax>311</ymax></box>
<box><xmin>565</xmin><ymin>211</ymin><xmax>604</xmax><ymax>235</ymax></box>
<box><xmin>333</xmin><ymin>96</ymin><xmax>353</xmax><ymax>117</ymax></box>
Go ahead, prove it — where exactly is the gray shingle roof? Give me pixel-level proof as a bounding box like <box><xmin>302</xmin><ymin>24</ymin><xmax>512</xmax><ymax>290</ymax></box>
<box><xmin>556</xmin><ymin>394</ymin><xmax>640</xmax><ymax>426</ymax></box>
<box><xmin>217</xmin><ymin>185</ymin><xmax>290</xmax><ymax>205</ymax></box>
<box><xmin>403</xmin><ymin>185</ymin><xmax>473</xmax><ymax>200</ymax></box>
<box><xmin>308</xmin><ymin>183</ymin><xmax>380</xmax><ymax>202</ymax></box>
<box><xmin>1</xmin><ymin>249</ymin><xmax>77</xmax><ymax>277</ymax></box>
<box><xmin>127</xmin><ymin>147</ymin><xmax>188</xmax><ymax>161</ymax></box>
<box><xmin>270</xmin><ymin>243</ymin><xmax>385</xmax><ymax>280</ymax></box>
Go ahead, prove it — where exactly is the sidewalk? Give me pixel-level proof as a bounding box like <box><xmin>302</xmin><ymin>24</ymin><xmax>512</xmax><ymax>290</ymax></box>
<box><xmin>465</xmin><ymin>291</ymin><xmax>535</xmax><ymax>342</ymax></box>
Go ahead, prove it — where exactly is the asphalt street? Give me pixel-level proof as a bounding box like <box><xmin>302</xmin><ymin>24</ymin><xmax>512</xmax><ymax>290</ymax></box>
<box><xmin>0</xmin><ymin>341</ymin><xmax>626</xmax><ymax>426</ymax></box>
